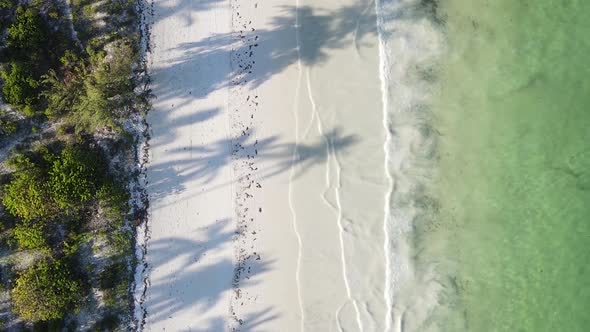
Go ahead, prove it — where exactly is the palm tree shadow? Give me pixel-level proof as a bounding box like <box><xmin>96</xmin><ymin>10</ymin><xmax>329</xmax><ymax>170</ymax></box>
<box><xmin>145</xmin><ymin>218</ymin><xmax>274</xmax><ymax>324</ymax></box>
<box><xmin>146</xmin><ymin>1</ymin><xmax>383</xmax><ymax>201</ymax></box>
<box><xmin>151</xmin><ymin>0</ymin><xmax>224</xmax><ymax>27</ymax></box>
<box><xmin>184</xmin><ymin>307</ymin><xmax>279</xmax><ymax>332</ymax></box>
<box><xmin>150</xmin><ymin>2</ymin><xmax>379</xmax><ymax>106</ymax></box>
<box><xmin>147</xmin><ymin>121</ymin><xmax>359</xmax><ymax>207</ymax></box>
<box><xmin>143</xmin><ymin>1</ymin><xmax>395</xmax><ymax>329</ymax></box>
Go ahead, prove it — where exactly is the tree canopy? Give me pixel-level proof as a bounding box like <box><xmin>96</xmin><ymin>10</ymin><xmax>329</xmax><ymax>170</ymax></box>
<box><xmin>12</xmin><ymin>259</ymin><xmax>83</xmax><ymax>321</ymax></box>
<box><xmin>2</xmin><ymin>144</ymin><xmax>105</xmax><ymax>222</ymax></box>
<box><xmin>48</xmin><ymin>145</ymin><xmax>102</xmax><ymax>210</ymax></box>
<box><xmin>0</xmin><ymin>61</ymin><xmax>39</xmax><ymax>109</ymax></box>
<box><xmin>2</xmin><ymin>164</ymin><xmax>53</xmax><ymax>222</ymax></box>
<box><xmin>7</xmin><ymin>5</ymin><xmax>47</xmax><ymax>52</ymax></box>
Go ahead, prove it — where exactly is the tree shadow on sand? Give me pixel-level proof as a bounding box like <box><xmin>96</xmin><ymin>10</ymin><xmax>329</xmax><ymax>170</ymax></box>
<box><xmin>147</xmin><ymin>118</ymin><xmax>358</xmax><ymax>203</ymax></box>
<box><xmin>149</xmin><ymin>2</ymin><xmax>379</xmax><ymax>109</ymax></box>
<box><xmin>144</xmin><ymin>0</ymin><xmax>451</xmax><ymax>192</ymax></box>
<box><xmin>184</xmin><ymin>308</ymin><xmax>279</xmax><ymax>332</ymax></box>
<box><xmin>150</xmin><ymin>0</ymin><xmax>224</xmax><ymax>27</ymax></box>
<box><xmin>144</xmin><ymin>1</ymin><xmax>372</xmax><ymax>210</ymax></box>
<box><xmin>145</xmin><ymin>219</ymin><xmax>275</xmax><ymax>324</ymax></box>
<box><xmin>141</xmin><ymin>1</ymin><xmax>413</xmax><ymax>329</ymax></box>
<box><xmin>145</xmin><ymin>0</ymin><xmax>447</xmax><ymax>202</ymax></box>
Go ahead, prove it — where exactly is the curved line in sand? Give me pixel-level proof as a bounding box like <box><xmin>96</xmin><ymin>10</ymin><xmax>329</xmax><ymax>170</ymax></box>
<box><xmin>290</xmin><ymin>1</ymin><xmax>306</xmax><ymax>330</ymax></box>
<box><xmin>304</xmin><ymin>67</ymin><xmax>364</xmax><ymax>332</ymax></box>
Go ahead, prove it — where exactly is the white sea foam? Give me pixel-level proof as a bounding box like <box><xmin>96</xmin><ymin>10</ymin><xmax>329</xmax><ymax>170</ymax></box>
<box><xmin>374</xmin><ymin>0</ymin><xmax>446</xmax><ymax>330</ymax></box>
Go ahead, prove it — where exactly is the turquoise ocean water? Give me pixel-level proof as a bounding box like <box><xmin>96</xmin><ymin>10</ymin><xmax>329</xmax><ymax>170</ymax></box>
<box><xmin>427</xmin><ymin>1</ymin><xmax>590</xmax><ymax>330</ymax></box>
<box><xmin>377</xmin><ymin>0</ymin><xmax>590</xmax><ymax>330</ymax></box>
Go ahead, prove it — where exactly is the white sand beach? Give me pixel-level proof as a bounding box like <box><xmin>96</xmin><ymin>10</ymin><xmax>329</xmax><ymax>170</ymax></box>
<box><xmin>139</xmin><ymin>0</ymin><xmax>389</xmax><ymax>330</ymax></box>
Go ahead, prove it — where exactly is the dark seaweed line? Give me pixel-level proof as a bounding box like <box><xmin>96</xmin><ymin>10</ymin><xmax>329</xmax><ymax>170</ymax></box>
<box><xmin>130</xmin><ymin>0</ymin><xmax>155</xmax><ymax>330</ymax></box>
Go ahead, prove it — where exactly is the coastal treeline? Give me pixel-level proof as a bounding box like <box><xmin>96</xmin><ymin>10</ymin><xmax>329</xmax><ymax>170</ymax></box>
<box><xmin>0</xmin><ymin>0</ymin><xmax>145</xmax><ymax>329</ymax></box>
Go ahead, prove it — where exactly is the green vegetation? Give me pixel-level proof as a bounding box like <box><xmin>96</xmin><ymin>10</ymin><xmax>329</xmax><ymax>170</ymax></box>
<box><xmin>49</xmin><ymin>145</ymin><xmax>104</xmax><ymax>210</ymax></box>
<box><xmin>0</xmin><ymin>113</ymin><xmax>18</xmax><ymax>135</ymax></box>
<box><xmin>0</xmin><ymin>3</ymin><xmax>74</xmax><ymax>117</ymax></box>
<box><xmin>12</xmin><ymin>259</ymin><xmax>83</xmax><ymax>322</ymax></box>
<box><xmin>12</xmin><ymin>219</ymin><xmax>49</xmax><ymax>250</ymax></box>
<box><xmin>2</xmin><ymin>141</ymin><xmax>126</xmax><ymax>249</ymax></box>
<box><xmin>7</xmin><ymin>6</ymin><xmax>47</xmax><ymax>52</ymax></box>
<box><xmin>41</xmin><ymin>42</ymin><xmax>137</xmax><ymax>133</ymax></box>
<box><xmin>2</xmin><ymin>144</ymin><xmax>106</xmax><ymax>220</ymax></box>
<box><xmin>0</xmin><ymin>0</ymin><xmax>144</xmax><ymax>327</ymax></box>
<box><xmin>2</xmin><ymin>159</ymin><xmax>53</xmax><ymax>222</ymax></box>
<box><xmin>1</xmin><ymin>62</ymin><xmax>39</xmax><ymax>113</ymax></box>
<box><xmin>98</xmin><ymin>180</ymin><xmax>130</xmax><ymax>224</ymax></box>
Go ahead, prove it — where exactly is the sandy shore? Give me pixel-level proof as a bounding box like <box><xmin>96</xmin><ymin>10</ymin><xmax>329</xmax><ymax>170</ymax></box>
<box><xmin>139</xmin><ymin>0</ymin><xmax>387</xmax><ymax>330</ymax></box>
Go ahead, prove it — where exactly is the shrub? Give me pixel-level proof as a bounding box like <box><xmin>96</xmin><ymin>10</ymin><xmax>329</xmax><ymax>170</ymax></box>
<box><xmin>12</xmin><ymin>221</ymin><xmax>47</xmax><ymax>250</ymax></box>
<box><xmin>48</xmin><ymin>145</ymin><xmax>102</xmax><ymax>210</ymax></box>
<box><xmin>56</xmin><ymin>124</ymin><xmax>74</xmax><ymax>136</ymax></box>
<box><xmin>67</xmin><ymin>43</ymin><xmax>137</xmax><ymax>133</ymax></box>
<box><xmin>12</xmin><ymin>259</ymin><xmax>83</xmax><ymax>321</ymax></box>
<box><xmin>42</xmin><ymin>68</ymin><xmax>85</xmax><ymax>119</ymax></box>
<box><xmin>69</xmin><ymin>76</ymin><xmax>113</xmax><ymax>133</ymax></box>
<box><xmin>2</xmin><ymin>167</ymin><xmax>53</xmax><ymax>222</ymax></box>
<box><xmin>0</xmin><ymin>109</ymin><xmax>18</xmax><ymax>135</ymax></box>
<box><xmin>97</xmin><ymin>181</ymin><xmax>129</xmax><ymax>224</ymax></box>
<box><xmin>111</xmin><ymin>229</ymin><xmax>132</xmax><ymax>256</ymax></box>
<box><xmin>100</xmin><ymin>42</ymin><xmax>136</xmax><ymax>105</ymax></box>
<box><xmin>99</xmin><ymin>260</ymin><xmax>128</xmax><ymax>313</ymax></box>
<box><xmin>59</xmin><ymin>50</ymin><xmax>80</xmax><ymax>70</ymax></box>
<box><xmin>62</xmin><ymin>231</ymin><xmax>87</xmax><ymax>257</ymax></box>
<box><xmin>7</xmin><ymin>5</ymin><xmax>47</xmax><ymax>52</ymax></box>
<box><xmin>0</xmin><ymin>62</ymin><xmax>39</xmax><ymax>109</ymax></box>
<box><xmin>0</xmin><ymin>0</ymin><xmax>13</xmax><ymax>9</ymax></box>
<box><xmin>3</xmin><ymin>144</ymin><xmax>108</xmax><ymax>220</ymax></box>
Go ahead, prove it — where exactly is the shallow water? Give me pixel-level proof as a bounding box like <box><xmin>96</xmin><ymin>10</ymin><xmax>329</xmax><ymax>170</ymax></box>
<box><xmin>427</xmin><ymin>0</ymin><xmax>590</xmax><ymax>330</ymax></box>
<box><xmin>378</xmin><ymin>0</ymin><xmax>590</xmax><ymax>330</ymax></box>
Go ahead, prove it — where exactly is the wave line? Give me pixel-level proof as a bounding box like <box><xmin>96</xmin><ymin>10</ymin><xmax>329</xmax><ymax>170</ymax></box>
<box><xmin>373</xmin><ymin>0</ymin><xmax>394</xmax><ymax>331</ymax></box>
<box><xmin>290</xmin><ymin>1</ymin><xmax>306</xmax><ymax>329</ymax></box>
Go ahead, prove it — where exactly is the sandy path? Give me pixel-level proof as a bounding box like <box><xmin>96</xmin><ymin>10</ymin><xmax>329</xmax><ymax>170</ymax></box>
<box><xmin>139</xmin><ymin>0</ymin><xmax>387</xmax><ymax>330</ymax></box>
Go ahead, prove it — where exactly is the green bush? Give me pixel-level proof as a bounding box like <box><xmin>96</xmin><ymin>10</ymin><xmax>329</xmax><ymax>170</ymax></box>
<box><xmin>97</xmin><ymin>181</ymin><xmax>129</xmax><ymax>224</ymax></box>
<box><xmin>0</xmin><ymin>0</ymin><xmax>13</xmax><ymax>9</ymax></box>
<box><xmin>2</xmin><ymin>167</ymin><xmax>53</xmax><ymax>222</ymax></box>
<box><xmin>68</xmin><ymin>43</ymin><xmax>137</xmax><ymax>133</ymax></box>
<box><xmin>62</xmin><ymin>231</ymin><xmax>88</xmax><ymax>257</ymax></box>
<box><xmin>48</xmin><ymin>145</ymin><xmax>102</xmax><ymax>210</ymax></box>
<box><xmin>99</xmin><ymin>261</ymin><xmax>128</xmax><ymax>313</ymax></box>
<box><xmin>70</xmin><ymin>76</ymin><xmax>113</xmax><ymax>133</ymax></box>
<box><xmin>7</xmin><ymin>5</ymin><xmax>47</xmax><ymax>52</ymax></box>
<box><xmin>0</xmin><ymin>109</ymin><xmax>18</xmax><ymax>135</ymax></box>
<box><xmin>42</xmin><ymin>42</ymin><xmax>137</xmax><ymax>133</ymax></box>
<box><xmin>12</xmin><ymin>259</ymin><xmax>83</xmax><ymax>321</ymax></box>
<box><xmin>12</xmin><ymin>221</ymin><xmax>47</xmax><ymax>250</ymax></box>
<box><xmin>59</xmin><ymin>50</ymin><xmax>80</xmax><ymax>70</ymax></box>
<box><xmin>1</xmin><ymin>62</ymin><xmax>39</xmax><ymax>109</ymax></box>
<box><xmin>56</xmin><ymin>124</ymin><xmax>74</xmax><ymax>136</ymax></box>
<box><xmin>3</xmin><ymin>145</ymin><xmax>108</xmax><ymax>221</ymax></box>
<box><xmin>42</xmin><ymin>68</ymin><xmax>85</xmax><ymax>119</ymax></box>
<box><xmin>100</xmin><ymin>42</ymin><xmax>136</xmax><ymax>103</ymax></box>
<box><xmin>111</xmin><ymin>229</ymin><xmax>132</xmax><ymax>256</ymax></box>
